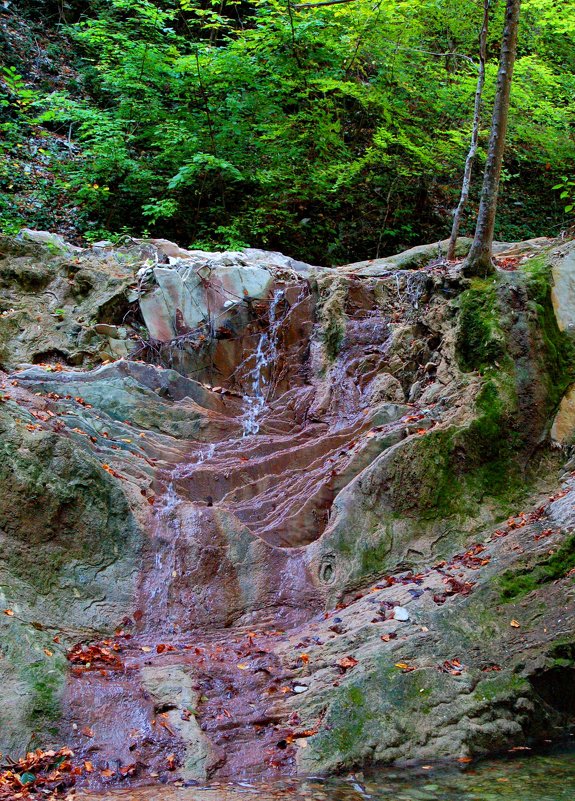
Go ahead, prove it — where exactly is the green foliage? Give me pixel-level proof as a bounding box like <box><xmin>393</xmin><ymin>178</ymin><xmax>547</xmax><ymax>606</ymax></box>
<box><xmin>553</xmin><ymin>177</ymin><xmax>575</xmax><ymax>215</ymax></box>
<box><xmin>1</xmin><ymin>0</ymin><xmax>574</xmax><ymax>259</ymax></box>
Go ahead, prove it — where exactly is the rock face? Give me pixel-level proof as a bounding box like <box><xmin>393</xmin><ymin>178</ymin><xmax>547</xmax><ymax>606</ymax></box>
<box><xmin>551</xmin><ymin>239</ymin><xmax>575</xmax><ymax>333</ymax></box>
<box><xmin>135</xmin><ymin>246</ymin><xmax>311</xmax><ymax>342</ymax></box>
<box><xmin>1</xmin><ymin>233</ymin><xmax>575</xmax><ymax>787</ymax></box>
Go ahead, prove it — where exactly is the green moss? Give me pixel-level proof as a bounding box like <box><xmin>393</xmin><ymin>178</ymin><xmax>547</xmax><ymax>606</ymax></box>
<box><xmin>360</xmin><ymin>531</ymin><xmax>393</xmax><ymax>576</ymax></box>
<box><xmin>390</xmin><ymin>379</ymin><xmax>523</xmax><ymax>522</ymax></box>
<box><xmin>547</xmin><ymin>639</ymin><xmax>575</xmax><ymax>663</ymax></box>
<box><xmin>474</xmin><ymin>672</ymin><xmax>529</xmax><ymax>703</ymax></box>
<box><xmin>26</xmin><ymin>668</ymin><xmax>63</xmax><ymax>723</ymax></box>
<box><xmin>456</xmin><ymin>280</ymin><xmax>505</xmax><ymax>372</ymax></box>
<box><xmin>0</xmin><ymin>615</ymin><xmax>67</xmax><ymax>752</ymax></box>
<box><xmin>317</xmin><ymin>683</ymin><xmax>372</xmax><ymax>759</ymax></box>
<box><xmin>500</xmin><ymin>533</ymin><xmax>575</xmax><ymax>601</ymax></box>
<box><xmin>347</xmin><ymin>685</ymin><xmax>365</xmax><ymax>706</ymax></box>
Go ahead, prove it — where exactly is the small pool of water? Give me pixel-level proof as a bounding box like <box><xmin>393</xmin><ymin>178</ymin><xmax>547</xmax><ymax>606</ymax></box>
<box><xmin>77</xmin><ymin>746</ymin><xmax>575</xmax><ymax>801</ymax></box>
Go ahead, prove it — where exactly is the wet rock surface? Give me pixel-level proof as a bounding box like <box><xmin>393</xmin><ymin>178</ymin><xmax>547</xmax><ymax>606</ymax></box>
<box><xmin>1</xmin><ymin>235</ymin><xmax>575</xmax><ymax>790</ymax></box>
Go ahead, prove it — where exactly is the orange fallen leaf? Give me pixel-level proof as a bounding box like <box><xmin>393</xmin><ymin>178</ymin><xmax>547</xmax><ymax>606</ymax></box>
<box><xmin>3</xmin><ymin>609</ymin><xmax>14</xmax><ymax>616</ymax></box>
<box><xmin>100</xmin><ymin>768</ymin><xmax>115</xmax><ymax>778</ymax></box>
<box><xmin>81</xmin><ymin>725</ymin><xmax>94</xmax><ymax>738</ymax></box>
<box><xmin>337</xmin><ymin>656</ymin><xmax>359</xmax><ymax>671</ymax></box>
<box><xmin>43</xmin><ymin>648</ymin><xmax>53</xmax><ymax>657</ymax></box>
<box><xmin>84</xmin><ymin>761</ymin><xmax>94</xmax><ymax>772</ymax></box>
<box><xmin>510</xmin><ymin>619</ymin><xmax>521</xmax><ymax>628</ymax></box>
<box><xmin>166</xmin><ymin>754</ymin><xmax>177</xmax><ymax>771</ymax></box>
<box><xmin>299</xmin><ymin>653</ymin><xmax>310</xmax><ymax>665</ymax></box>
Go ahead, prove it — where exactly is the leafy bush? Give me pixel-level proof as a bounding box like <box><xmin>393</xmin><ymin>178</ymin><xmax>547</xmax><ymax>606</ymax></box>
<box><xmin>1</xmin><ymin>0</ymin><xmax>574</xmax><ymax>260</ymax></box>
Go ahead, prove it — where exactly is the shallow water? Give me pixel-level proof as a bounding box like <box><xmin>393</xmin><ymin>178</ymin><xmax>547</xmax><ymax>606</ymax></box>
<box><xmin>77</xmin><ymin>748</ymin><xmax>575</xmax><ymax>801</ymax></box>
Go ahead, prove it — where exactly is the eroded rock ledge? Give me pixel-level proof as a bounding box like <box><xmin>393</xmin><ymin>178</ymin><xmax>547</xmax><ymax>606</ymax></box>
<box><xmin>1</xmin><ymin>232</ymin><xmax>575</xmax><ymax>785</ymax></box>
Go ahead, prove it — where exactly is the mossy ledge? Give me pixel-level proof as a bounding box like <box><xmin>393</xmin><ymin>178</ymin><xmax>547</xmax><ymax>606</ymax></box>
<box><xmin>500</xmin><ymin>534</ymin><xmax>575</xmax><ymax>601</ymax></box>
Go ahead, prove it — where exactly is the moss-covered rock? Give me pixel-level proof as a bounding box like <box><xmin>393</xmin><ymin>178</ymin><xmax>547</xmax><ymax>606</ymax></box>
<box><xmin>0</xmin><ymin>394</ymin><xmax>142</xmax><ymax>753</ymax></box>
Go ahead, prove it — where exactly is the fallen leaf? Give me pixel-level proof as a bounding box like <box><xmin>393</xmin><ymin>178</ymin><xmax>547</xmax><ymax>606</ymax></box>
<box><xmin>237</xmin><ymin>663</ymin><xmax>249</xmax><ymax>670</ymax></box>
<box><xmin>510</xmin><ymin>619</ymin><xmax>521</xmax><ymax>628</ymax></box>
<box><xmin>84</xmin><ymin>761</ymin><xmax>94</xmax><ymax>773</ymax></box>
<box><xmin>166</xmin><ymin>754</ymin><xmax>177</xmax><ymax>770</ymax></box>
<box><xmin>3</xmin><ymin>609</ymin><xmax>14</xmax><ymax>616</ymax></box>
<box><xmin>337</xmin><ymin>656</ymin><xmax>359</xmax><ymax>671</ymax></box>
<box><xmin>394</xmin><ymin>662</ymin><xmax>417</xmax><ymax>672</ymax></box>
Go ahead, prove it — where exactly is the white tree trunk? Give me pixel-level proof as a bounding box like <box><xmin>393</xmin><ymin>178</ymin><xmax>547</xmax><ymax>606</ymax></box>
<box><xmin>464</xmin><ymin>0</ymin><xmax>522</xmax><ymax>277</ymax></box>
<box><xmin>447</xmin><ymin>0</ymin><xmax>490</xmax><ymax>261</ymax></box>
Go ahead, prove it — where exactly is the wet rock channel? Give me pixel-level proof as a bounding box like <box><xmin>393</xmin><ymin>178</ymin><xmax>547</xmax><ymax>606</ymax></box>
<box><xmin>2</xmin><ymin>233</ymin><xmax>575</xmax><ymax>792</ymax></box>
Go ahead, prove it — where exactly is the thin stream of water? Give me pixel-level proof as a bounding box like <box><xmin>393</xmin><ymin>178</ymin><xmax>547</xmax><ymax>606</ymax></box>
<box><xmin>148</xmin><ymin>443</ymin><xmax>217</xmax><ymax>616</ymax></box>
<box><xmin>242</xmin><ymin>289</ymin><xmax>284</xmax><ymax>436</ymax></box>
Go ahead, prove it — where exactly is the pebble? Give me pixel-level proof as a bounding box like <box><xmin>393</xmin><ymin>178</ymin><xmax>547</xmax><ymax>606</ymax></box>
<box><xmin>393</xmin><ymin>606</ymin><xmax>410</xmax><ymax>621</ymax></box>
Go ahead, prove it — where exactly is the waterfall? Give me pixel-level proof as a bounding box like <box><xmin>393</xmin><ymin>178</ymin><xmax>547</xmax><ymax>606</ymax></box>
<box><xmin>242</xmin><ymin>288</ymin><xmax>284</xmax><ymax>436</ymax></box>
<box><xmin>147</xmin><ymin>443</ymin><xmax>216</xmax><ymax>622</ymax></box>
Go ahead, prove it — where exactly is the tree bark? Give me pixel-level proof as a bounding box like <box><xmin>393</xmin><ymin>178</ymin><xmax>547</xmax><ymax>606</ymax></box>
<box><xmin>447</xmin><ymin>0</ymin><xmax>490</xmax><ymax>261</ymax></box>
<box><xmin>464</xmin><ymin>0</ymin><xmax>521</xmax><ymax>277</ymax></box>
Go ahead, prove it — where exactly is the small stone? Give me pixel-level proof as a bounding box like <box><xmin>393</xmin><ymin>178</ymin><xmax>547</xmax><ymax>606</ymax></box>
<box><xmin>293</xmin><ymin>685</ymin><xmax>308</xmax><ymax>693</ymax></box>
<box><xmin>393</xmin><ymin>606</ymin><xmax>410</xmax><ymax>622</ymax></box>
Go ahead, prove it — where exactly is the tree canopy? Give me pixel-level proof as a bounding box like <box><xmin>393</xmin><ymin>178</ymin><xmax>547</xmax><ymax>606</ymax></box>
<box><xmin>0</xmin><ymin>0</ymin><xmax>574</xmax><ymax>262</ymax></box>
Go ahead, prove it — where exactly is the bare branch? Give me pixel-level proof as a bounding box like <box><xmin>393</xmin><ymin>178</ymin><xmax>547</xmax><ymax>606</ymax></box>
<box><xmin>293</xmin><ymin>0</ymin><xmax>359</xmax><ymax>9</ymax></box>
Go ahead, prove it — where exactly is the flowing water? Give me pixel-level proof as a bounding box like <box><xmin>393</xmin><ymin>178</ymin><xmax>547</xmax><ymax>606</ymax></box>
<box><xmin>57</xmin><ymin>267</ymin><xmax>575</xmax><ymax>796</ymax></box>
<box><xmin>76</xmin><ymin>747</ymin><xmax>575</xmax><ymax>800</ymax></box>
<box><xmin>242</xmin><ymin>289</ymin><xmax>285</xmax><ymax>436</ymax></box>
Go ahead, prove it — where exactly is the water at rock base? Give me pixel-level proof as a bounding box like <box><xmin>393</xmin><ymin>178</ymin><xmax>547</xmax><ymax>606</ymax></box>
<box><xmin>77</xmin><ymin>746</ymin><xmax>575</xmax><ymax>800</ymax></box>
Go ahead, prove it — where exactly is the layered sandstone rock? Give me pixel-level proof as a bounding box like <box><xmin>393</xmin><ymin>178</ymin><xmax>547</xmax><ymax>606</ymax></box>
<box><xmin>1</xmin><ymin>234</ymin><xmax>575</xmax><ymax>785</ymax></box>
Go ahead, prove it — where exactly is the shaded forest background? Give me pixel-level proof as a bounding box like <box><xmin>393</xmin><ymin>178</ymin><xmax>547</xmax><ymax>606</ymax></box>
<box><xmin>0</xmin><ymin>0</ymin><xmax>574</xmax><ymax>264</ymax></box>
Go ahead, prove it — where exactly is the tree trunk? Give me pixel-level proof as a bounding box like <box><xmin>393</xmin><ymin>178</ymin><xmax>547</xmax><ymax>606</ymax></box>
<box><xmin>447</xmin><ymin>0</ymin><xmax>490</xmax><ymax>261</ymax></box>
<box><xmin>464</xmin><ymin>0</ymin><xmax>521</xmax><ymax>277</ymax></box>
